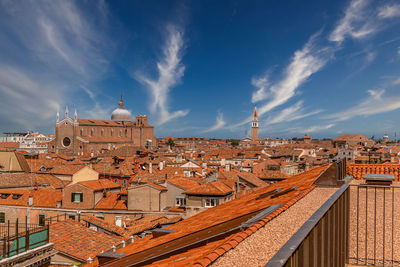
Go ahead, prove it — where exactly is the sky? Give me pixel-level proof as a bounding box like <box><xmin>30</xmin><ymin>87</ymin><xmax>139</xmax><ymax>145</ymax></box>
<box><xmin>0</xmin><ymin>0</ymin><xmax>400</xmax><ymax>139</ymax></box>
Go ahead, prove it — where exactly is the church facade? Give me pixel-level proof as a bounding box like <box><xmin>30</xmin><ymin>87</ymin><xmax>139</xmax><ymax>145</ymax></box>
<box><xmin>48</xmin><ymin>97</ymin><xmax>156</xmax><ymax>156</ymax></box>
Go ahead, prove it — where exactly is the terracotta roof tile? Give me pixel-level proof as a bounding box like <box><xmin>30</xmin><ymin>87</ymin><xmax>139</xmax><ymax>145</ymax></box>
<box><xmin>50</xmin><ymin>220</ymin><xmax>123</xmax><ymax>261</ymax></box>
<box><xmin>183</xmin><ymin>181</ymin><xmax>233</xmax><ymax>196</ymax></box>
<box><xmin>79</xmin><ymin>179</ymin><xmax>121</xmax><ymax>191</ymax></box>
<box><xmin>107</xmin><ymin>165</ymin><xmax>330</xmax><ymax>266</ymax></box>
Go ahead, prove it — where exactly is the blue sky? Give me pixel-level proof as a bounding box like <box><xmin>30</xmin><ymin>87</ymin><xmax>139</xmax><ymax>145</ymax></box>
<box><xmin>0</xmin><ymin>0</ymin><xmax>400</xmax><ymax>139</ymax></box>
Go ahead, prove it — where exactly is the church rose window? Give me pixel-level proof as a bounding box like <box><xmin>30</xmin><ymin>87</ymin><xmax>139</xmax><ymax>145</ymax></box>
<box><xmin>63</xmin><ymin>137</ymin><xmax>71</xmax><ymax>147</ymax></box>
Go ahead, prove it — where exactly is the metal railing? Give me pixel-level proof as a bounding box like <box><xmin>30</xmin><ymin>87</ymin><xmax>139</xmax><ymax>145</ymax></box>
<box><xmin>266</xmin><ymin>184</ymin><xmax>350</xmax><ymax>267</ymax></box>
<box><xmin>0</xmin><ymin>218</ymin><xmax>49</xmax><ymax>259</ymax></box>
<box><xmin>349</xmin><ymin>184</ymin><xmax>400</xmax><ymax>266</ymax></box>
<box><xmin>266</xmin><ymin>183</ymin><xmax>400</xmax><ymax>266</ymax></box>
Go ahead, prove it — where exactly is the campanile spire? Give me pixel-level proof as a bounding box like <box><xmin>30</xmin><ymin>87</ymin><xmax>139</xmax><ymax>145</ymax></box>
<box><xmin>251</xmin><ymin>106</ymin><xmax>258</xmax><ymax>140</ymax></box>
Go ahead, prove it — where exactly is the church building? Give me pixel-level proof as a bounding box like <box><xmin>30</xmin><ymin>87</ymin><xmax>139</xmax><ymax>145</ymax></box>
<box><xmin>48</xmin><ymin>96</ymin><xmax>156</xmax><ymax>156</ymax></box>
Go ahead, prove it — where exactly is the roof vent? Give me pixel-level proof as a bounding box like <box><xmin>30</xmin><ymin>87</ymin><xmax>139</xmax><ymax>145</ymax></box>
<box><xmin>270</xmin><ymin>186</ymin><xmax>298</xmax><ymax>199</ymax></box>
<box><xmin>241</xmin><ymin>204</ymin><xmax>282</xmax><ymax>229</ymax></box>
<box><xmin>151</xmin><ymin>228</ymin><xmax>175</xmax><ymax>238</ymax></box>
<box><xmin>256</xmin><ymin>188</ymin><xmax>282</xmax><ymax>200</ymax></box>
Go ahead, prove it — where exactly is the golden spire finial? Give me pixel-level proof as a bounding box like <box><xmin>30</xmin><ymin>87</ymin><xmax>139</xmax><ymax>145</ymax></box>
<box><xmin>118</xmin><ymin>93</ymin><xmax>124</xmax><ymax>108</ymax></box>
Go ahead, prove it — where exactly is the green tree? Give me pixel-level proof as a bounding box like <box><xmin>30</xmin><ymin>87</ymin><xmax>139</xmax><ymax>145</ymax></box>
<box><xmin>166</xmin><ymin>138</ymin><xmax>175</xmax><ymax>147</ymax></box>
<box><xmin>229</xmin><ymin>139</ymin><xmax>239</xmax><ymax>147</ymax></box>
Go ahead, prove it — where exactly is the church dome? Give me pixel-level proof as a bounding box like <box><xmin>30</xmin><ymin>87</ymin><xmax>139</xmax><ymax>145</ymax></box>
<box><xmin>111</xmin><ymin>96</ymin><xmax>131</xmax><ymax>121</ymax></box>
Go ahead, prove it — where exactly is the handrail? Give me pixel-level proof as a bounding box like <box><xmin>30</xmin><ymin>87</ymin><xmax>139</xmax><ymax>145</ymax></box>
<box><xmin>266</xmin><ymin>184</ymin><xmax>349</xmax><ymax>266</ymax></box>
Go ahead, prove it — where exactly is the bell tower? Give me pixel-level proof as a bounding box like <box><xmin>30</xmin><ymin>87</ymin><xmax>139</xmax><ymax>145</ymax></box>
<box><xmin>251</xmin><ymin>106</ymin><xmax>258</xmax><ymax>140</ymax></box>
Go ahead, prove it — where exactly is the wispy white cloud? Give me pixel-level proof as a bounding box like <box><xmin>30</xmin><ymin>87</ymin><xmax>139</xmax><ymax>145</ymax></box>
<box><xmin>80</xmin><ymin>86</ymin><xmax>112</xmax><ymax>120</ymax></box>
<box><xmin>302</xmin><ymin>124</ymin><xmax>335</xmax><ymax>133</ymax></box>
<box><xmin>288</xmin><ymin>123</ymin><xmax>335</xmax><ymax>134</ymax></box>
<box><xmin>378</xmin><ymin>4</ymin><xmax>400</xmax><ymax>19</ymax></box>
<box><xmin>251</xmin><ymin>75</ymin><xmax>269</xmax><ymax>103</ymax></box>
<box><xmin>237</xmin><ymin>32</ymin><xmax>330</xmax><ymax>127</ymax></box>
<box><xmin>0</xmin><ymin>65</ymin><xmax>62</xmax><ymax>129</ymax></box>
<box><xmin>0</xmin><ymin>0</ymin><xmax>112</xmax><ymax>131</ymax></box>
<box><xmin>326</xmin><ymin>89</ymin><xmax>400</xmax><ymax>121</ymax></box>
<box><xmin>393</xmin><ymin>77</ymin><xmax>400</xmax><ymax>86</ymax></box>
<box><xmin>203</xmin><ymin>112</ymin><xmax>226</xmax><ymax>132</ymax></box>
<box><xmin>329</xmin><ymin>0</ymin><xmax>375</xmax><ymax>43</ymax></box>
<box><xmin>135</xmin><ymin>25</ymin><xmax>189</xmax><ymax>125</ymax></box>
<box><xmin>265</xmin><ymin>101</ymin><xmax>322</xmax><ymax>125</ymax></box>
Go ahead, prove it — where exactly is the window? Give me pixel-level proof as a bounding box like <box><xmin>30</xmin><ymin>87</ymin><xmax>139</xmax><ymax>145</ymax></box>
<box><xmin>1</xmin><ymin>194</ymin><xmax>10</xmax><ymax>199</ymax></box>
<box><xmin>111</xmin><ymin>129</ymin><xmax>113</xmax><ymax>136</ymax></box>
<box><xmin>71</xmin><ymin>192</ymin><xmax>83</xmax><ymax>203</ymax></box>
<box><xmin>125</xmin><ymin>129</ymin><xmax>127</xmax><ymax>137</ymax></box>
<box><xmin>68</xmin><ymin>215</ymin><xmax>76</xmax><ymax>220</ymax></box>
<box><xmin>62</xmin><ymin>137</ymin><xmax>71</xmax><ymax>147</ymax></box>
<box><xmin>205</xmin><ymin>198</ymin><xmax>219</xmax><ymax>208</ymax></box>
<box><xmin>91</xmin><ymin>128</ymin><xmax>94</xmax><ymax>136</ymax></box>
<box><xmin>101</xmin><ymin>128</ymin><xmax>104</xmax><ymax>136</ymax></box>
<box><xmin>122</xmin><ymin>179</ymin><xmax>127</xmax><ymax>187</ymax></box>
<box><xmin>38</xmin><ymin>214</ymin><xmax>45</xmax><ymax>226</ymax></box>
<box><xmin>80</xmin><ymin>128</ymin><xmax>83</xmax><ymax>136</ymax></box>
<box><xmin>0</xmin><ymin>212</ymin><xmax>5</xmax><ymax>224</ymax></box>
<box><xmin>175</xmin><ymin>196</ymin><xmax>186</xmax><ymax>207</ymax></box>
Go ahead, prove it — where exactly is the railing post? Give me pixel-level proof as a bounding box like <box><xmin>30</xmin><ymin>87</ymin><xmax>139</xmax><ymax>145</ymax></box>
<box><xmin>6</xmin><ymin>220</ymin><xmax>9</xmax><ymax>258</ymax></box>
<box><xmin>46</xmin><ymin>222</ymin><xmax>50</xmax><ymax>243</ymax></box>
<box><xmin>16</xmin><ymin>218</ymin><xmax>19</xmax><ymax>255</ymax></box>
<box><xmin>25</xmin><ymin>218</ymin><xmax>29</xmax><ymax>252</ymax></box>
<box><xmin>2</xmin><ymin>235</ymin><xmax>6</xmax><ymax>258</ymax></box>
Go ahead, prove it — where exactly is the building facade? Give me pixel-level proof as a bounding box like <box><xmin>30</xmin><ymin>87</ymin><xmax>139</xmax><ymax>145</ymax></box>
<box><xmin>49</xmin><ymin>97</ymin><xmax>156</xmax><ymax>156</ymax></box>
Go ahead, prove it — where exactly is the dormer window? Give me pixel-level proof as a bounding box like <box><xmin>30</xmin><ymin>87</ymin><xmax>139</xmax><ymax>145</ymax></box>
<box><xmin>12</xmin><ymin>194</ymin><xmax>22</xmax><ymax>200</ymax></box>
<box><xmin>1</xmin><ymin>194</ymin><xmax>10</xmax><ymax>199</ymax></box>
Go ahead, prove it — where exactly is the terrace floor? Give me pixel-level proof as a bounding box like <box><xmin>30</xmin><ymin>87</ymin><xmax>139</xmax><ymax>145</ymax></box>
<box><xmin>212</xmin><ymin>186</ymin><xmax>338</xmax><ymax>267</ymax></box>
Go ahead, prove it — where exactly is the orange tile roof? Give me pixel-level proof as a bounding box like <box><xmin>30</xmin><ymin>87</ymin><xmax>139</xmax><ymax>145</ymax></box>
<box><xmin>95</xmin><ymin>192</ymin><xmax>127</xmax><ymax>210</ymax></box>
<box><xmin>105</xmin><ymin>165</ymin><xmax>330</xmax><ymax>266</ymax></box>
<box><xmin>237</xmin><ymin>172</ymin><xmax>268</xmax><ymax>187</ymax></box>
<box><xmin>82</xmin><ymin>215</ymin><xmax>130</xmax><ymax>238</ymax></box>
<box><xmin>183</xmin><ymin>181</ymin><xmax>233</xmax><ymax>196</ymax></box>
<box><xmin>79</xmin><ymin>179</ymin><xmax>121</xmax><ymax>191</ymax></box>
<box><xmin>0</xmin><ymin>188</ymin><xmax>61</xmax><ymax>207</ymax></box>
<box><xmin>347</xmin><ymin>163</ymin><xmax>400</xmax><ymax>181</ymax></box>
<box><xmin>50</xmin><ymin>219</ymin><xmax>123</xmax><ymax>261</ymax></box>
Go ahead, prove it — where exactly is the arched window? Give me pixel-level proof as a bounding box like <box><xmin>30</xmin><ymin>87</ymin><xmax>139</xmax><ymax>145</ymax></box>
<box><xmin>111</xmin><ymin>129</ymin><xmax>113</xmax><ymax>136</ymax></box>
<box><xmin>119</xmin><ymin>130</ymin><xmax>122</xmax><ymax>137</ymax></box>
<box><xmin>101</xmin><ymin>128</ymin><xmax>104</xmax><ymax>137</ymax></box>
<box><xmin>80</xmin><ymin>128</ymin><xmax>83</xmax><ymax>136</ymax></box>
<box><xmin>125</xmin><ymin>129</ymin><xmax>127</xmax><ymax>137</ymax></box>
<box><xmin>91</xmin><ymin>128</ymin><xmax>94</xmax><ymax>136</ymax></box>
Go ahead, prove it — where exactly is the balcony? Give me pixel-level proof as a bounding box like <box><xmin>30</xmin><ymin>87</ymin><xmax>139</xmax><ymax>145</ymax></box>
<box><xmin>0</xmin><ymin>218</ymin><xmax>54</xmax><ymax>266</ymax></box>
<box><xmin>266</xmin><ymin>183</ymin><xmax>400</xmax><ymax>266</ymax></box>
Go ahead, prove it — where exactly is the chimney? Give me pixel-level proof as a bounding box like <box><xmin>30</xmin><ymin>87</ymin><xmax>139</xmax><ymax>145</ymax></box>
<box><xmin>28</xmin><ymin>196</ymin><xmax>33</xmax><ymax>206</ymax></box>
<box><xmin>159</xmin><ymin>161</ymin><xmax>164</xmax><ymax>171</ymax></box>
<box><xmin>149</xmin><ymin>163</ymin><xmax>152</xmax><ymax>174</ymax></box>
<box><xmin>225</xmin><ymin>164</ymin><xmax>231</xmax><ymax>172</ymax></box>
